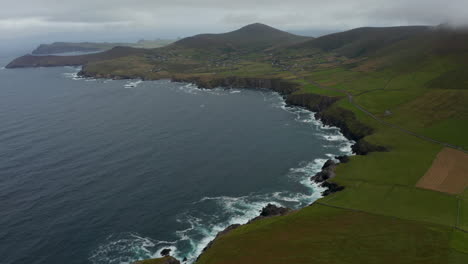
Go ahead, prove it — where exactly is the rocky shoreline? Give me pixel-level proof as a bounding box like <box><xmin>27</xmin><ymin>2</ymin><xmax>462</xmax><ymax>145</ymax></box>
<box><xmin>75</xmin><ymin>70</ymin><xmax>387</xmax><ymax>264</ymax></box>
<box><xmin>118</xmin><ymin>74</ymin><xmax>385</xmax><ymax>263</ymax></box>
<box><xmin>168</xmin><ymin>74</ymin><xmax>384</xmax><ymax>151</ymax></box>
<box><xmin>78</xmin><ymin>71</ymin><xmax>387</xmax><ymax>187</ymax></box>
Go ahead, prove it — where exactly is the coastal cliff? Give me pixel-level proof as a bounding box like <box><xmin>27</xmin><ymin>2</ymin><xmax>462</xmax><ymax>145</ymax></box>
<box><xmin>177</xmin><ymin>75</ymin><xmax>380</xmax><ymax>149</ymax></box>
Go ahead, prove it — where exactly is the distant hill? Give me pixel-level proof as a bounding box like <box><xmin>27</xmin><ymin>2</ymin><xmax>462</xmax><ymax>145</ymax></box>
<box><xmin>7</xmin><ymin>46</ymin><xmax>148</xmax><ymax>68</ymax></box>
<box><xmin>173</xmin><ymin>23</ymin><xmax>311</xmax><ymax>51</ymax></box>
<box><xmin>293</xmin><ymin>26</ymin><xmax>431</xmax><ymax>57</ymax></box>
<box><xmin>31</xmin><ymin>40</ymin><xmax>174</xmax><ymax>55</ymax></box>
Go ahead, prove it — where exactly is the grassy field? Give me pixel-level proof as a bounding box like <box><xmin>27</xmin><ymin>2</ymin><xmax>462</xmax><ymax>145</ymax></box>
<box><xmin>197</xmin><ymin>204</ymin><xmax>460</xmax><ymax>264</ymax></box>
<box><xmin>192</xmin><ymin>29</ymin><xmax>468</xmax><ymax>264</ymax></box>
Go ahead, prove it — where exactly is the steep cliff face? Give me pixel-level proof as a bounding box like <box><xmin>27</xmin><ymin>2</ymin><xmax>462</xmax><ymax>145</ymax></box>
<box><xmin>175</xmin><ymin>75</ymin><xmax>383</xmax><ymax>155</ymax></box>
<box><xmin>315</xmin><ymin>107</ymin><xmax>373</xmax><ymax>142</ymax></box>
<box><xmin>171</xmin><ymin>76</ymin><xmax>300</xmax><ymax>95</ymax></box>
<box><xmin>285</xmin><ymin>93</ymin><xmax>340</xmax><ymax>113</ymax></box>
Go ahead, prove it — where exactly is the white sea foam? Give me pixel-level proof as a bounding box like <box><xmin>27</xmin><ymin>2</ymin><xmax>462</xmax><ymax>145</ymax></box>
<box><xmin>89</xmin><ymin>233</ymin><xmax>175</xmax><ymax>264</ymax></box>
<box><xmin>178</xmin><ymin>83</ymin><xmax>200</xmax><ymax>94</ymax></box>
<box><xmin>63</xmin><ymin>68</ymin><xmax>85</xmax><ymax>81</ymax></box>
<box><xmin>175</xmin><ymin>83</ymin><xmax>235</xmax><ymax>96</ymax></box>
<box><xmin>124</xmin><ymin>80</ymin><xmax>143</xmax><ymax>89</ymax></box>
<box><xmin>0</xmin><ymin>66</ymin><xmax>5</xmax><ymax>70</ymax></box>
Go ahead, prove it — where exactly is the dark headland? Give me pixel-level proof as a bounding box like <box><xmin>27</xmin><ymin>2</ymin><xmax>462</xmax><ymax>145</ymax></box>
<box><xmin>7</xmin><ymin>22</ymin><xmax>468</xmax><ymax>263</ymax></box>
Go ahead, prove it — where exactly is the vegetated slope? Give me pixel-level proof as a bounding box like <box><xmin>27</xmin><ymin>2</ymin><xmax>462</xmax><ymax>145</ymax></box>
<box><xmin>173</xmin><ymin>23</ymin><xmax>311</xmax><ymax>51</ymax></box>
<box><xmin>197</xmin><ymin>204</ymin><xmax>456</xmax><ymax>264</ymax></box>
<box><xmin>293</xmin><ymin>26</ymin><xmax>430</xmax><ymax>57</ymax></box>
<box><xmin>6</xmin><ymin>23</ymin><xmax>308</xmax><ymax>69</ymax></box>
<box><xmin>193</xmin><ymin>27</ymin><xmax>468</xmax><ymax>263</ymax></box>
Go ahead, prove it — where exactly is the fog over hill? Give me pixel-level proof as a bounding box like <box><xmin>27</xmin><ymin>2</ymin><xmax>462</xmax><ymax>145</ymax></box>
<box><xmin>1</xmin><ymin>0</ymin><xmax>468</xmax><ymax>47</ymax></box>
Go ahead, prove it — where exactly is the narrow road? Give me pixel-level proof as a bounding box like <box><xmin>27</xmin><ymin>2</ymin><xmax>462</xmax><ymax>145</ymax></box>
<box><xmin>303</xmin><ymin>77</ymin><xmax>468</xmax><ymax>154</ymax></box>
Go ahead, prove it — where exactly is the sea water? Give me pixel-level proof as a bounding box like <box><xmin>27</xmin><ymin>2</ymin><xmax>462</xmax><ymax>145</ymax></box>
<box><xmin>0</xmin><ymin>56</ymin><xmax>352</xmax><ymax>264</ymax></box>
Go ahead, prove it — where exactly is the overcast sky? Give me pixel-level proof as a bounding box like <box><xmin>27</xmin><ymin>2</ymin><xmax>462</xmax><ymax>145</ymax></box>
<box><xmin>0</xmin><ymin>0</ymin><xmax>467</xmax><ymax>45</ymax></box>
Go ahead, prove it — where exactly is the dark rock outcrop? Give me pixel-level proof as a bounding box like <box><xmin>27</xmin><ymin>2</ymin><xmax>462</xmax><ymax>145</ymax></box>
<box><xmin>286</xmin><ymin>93</ymin><xmax>339</xmax><ymax>113</ymax></box>
<box><xmin>310</xmin><ymin>159</ymin><xmax>353</xmax><ymax>196</ymax></box>
<box><xmin>132</xmin><ymin>256</ymin><xmax>180</xmax><ymax>264</ymax></box>
<box><xmin>315</xmin><ymin>107</ymin><xmax>373</xmax><ymax>142</ymax></box>
<box><xmin>160</xmin><ymin>248</ymin><xmax>172</xmax><ymax>257</ymax></box>
<box><xmin>335</xmin><ymin>155</ymin><xmax>350</xmax><ymax>163</ymax></box>
<box><xmin>311</xmin><ymin>160</ymin><xmax>337</xmax><ymax>183</ymax></box>
<box><xmin>260</xmin><ymin>203</ymin><xmax>291</xmax><ymax>217</ymax></box>
<box><xmin>321</xmin><ymin>182</ymin><xmax>345</xmax><ymax>196</ymax></box>
<box><xmin>171</xmin><ymin>76</ymin><xmax>300</xmax><ymax>95</ymax></box>
<box><xmin>352</xmin><ymin>139</ymin><xmax>388</xmax><ymax>155</ymax></box>
<box><xmin>248</xmin><ymin>204</ymin><xmax>292</xmax><ymax>223</ymax></box>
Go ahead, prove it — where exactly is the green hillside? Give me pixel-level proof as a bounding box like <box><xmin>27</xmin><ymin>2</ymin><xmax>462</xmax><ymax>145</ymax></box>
<box><xmin>173</xmin><ymin>23</ymin><xmax>311</xmax><ymax>51</ymax></box>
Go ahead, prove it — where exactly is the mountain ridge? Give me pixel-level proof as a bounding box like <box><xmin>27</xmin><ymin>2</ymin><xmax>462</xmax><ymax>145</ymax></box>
<box><xmin>172</xmin><ymin>23</ymin><xmax>311</xmax><ymax>51</ymax></box>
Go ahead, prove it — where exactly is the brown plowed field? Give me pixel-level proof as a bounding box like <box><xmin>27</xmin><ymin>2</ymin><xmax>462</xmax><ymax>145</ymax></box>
<box><xmin>416</xmin><ymin>148</ymin><xmax>468</xmax><ymax>194</ymax></box>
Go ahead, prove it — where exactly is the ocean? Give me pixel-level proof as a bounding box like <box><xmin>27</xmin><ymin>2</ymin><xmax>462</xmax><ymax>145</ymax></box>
<box><xmin>0</xmin><ymin>52</ymin><xmax>352</xmax><ymax>264</ymax></box>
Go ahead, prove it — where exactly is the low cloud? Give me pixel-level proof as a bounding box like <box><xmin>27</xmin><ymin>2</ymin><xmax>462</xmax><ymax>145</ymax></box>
<box><xmin>1</xmin><ymin>0</ymin><xmax>468</xmax><ymax>41</ymax></box>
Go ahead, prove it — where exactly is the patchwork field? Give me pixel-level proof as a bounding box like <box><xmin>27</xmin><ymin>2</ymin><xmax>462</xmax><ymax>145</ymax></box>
<box><xmin>416</xmin><ymin>148</ymin><xmax>468</xmax><ymax>194</ymax></box>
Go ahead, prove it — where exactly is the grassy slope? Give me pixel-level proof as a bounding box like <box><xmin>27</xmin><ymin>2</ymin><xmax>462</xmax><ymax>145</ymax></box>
<box><xmin>197</xmin><ymin>204</ymin><xmax>456</xmax><ymax>264</ymax></box>
<box><xmin>195</xmin><ymin>28</ymin><xmax>468</xmax><ymax>264</ymax></box>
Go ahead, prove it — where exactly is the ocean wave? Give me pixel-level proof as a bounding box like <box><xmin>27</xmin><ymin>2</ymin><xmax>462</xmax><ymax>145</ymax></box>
<box><xmin>124</xmin><ymin>80</ymin><xmax>143</xmax><ymax>89</ymax></box>
<box><xmin>176</xmin><ymin>83</ymin><xmax>244</xmax><ymax>96</ymax></box>
<box><xmin>89</xmin><ymin>233</ymin><xmax>176</xmax><ymax>264</ymax></box>
<box><xmin>63</xmin><ymin>70</ymin><xmax>84</xmax><ymax>81</ymax></box>
<box><xmin>89</xmin><ymin>154</ymin><xmax>333</xmax><ymax>264</ymax></box>
<box><xmin>178</xmin><ymin>83</ymin><xmax>201</xmax><ymax>94</ymax></box>
<box><xmin>62</xmin><ymin>67</ymin><xmax>101</xmax><ymax>82</ymax></box>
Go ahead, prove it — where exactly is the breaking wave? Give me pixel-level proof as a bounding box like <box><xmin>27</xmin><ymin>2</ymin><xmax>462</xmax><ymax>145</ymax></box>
<box><xmin>124</xmin><ymin>80</ymin><xmax>143</xmax><ymax>89</ymax></box>
<box><xmin>63</xmin><ymin>67</ymin><xmax>84</xmax><ymax>80</ymax></box>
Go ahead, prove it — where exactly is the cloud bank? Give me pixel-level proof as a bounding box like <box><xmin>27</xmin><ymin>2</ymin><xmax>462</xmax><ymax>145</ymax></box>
<box><xmin>1</xmin><ymin>0</ymin><xmax>467</xmax><ymax>41</ymax></box>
